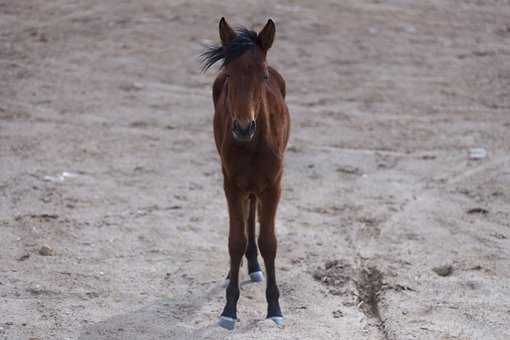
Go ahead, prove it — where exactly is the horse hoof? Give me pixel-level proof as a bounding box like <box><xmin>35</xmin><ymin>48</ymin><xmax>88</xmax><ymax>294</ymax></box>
<box><xmin>249</xmin><ymin>271</ymin><xmax>264</xmax><ymax>283</ymax></box>
<box><xmin>268</xmin><ymin>316</ymin><xmax>285</xmax><ymax>328</ymax></box>
<box><xmin>218</xmin><ymin>316</ymin><xmax>236</xmax><ymax>330</ymax></box>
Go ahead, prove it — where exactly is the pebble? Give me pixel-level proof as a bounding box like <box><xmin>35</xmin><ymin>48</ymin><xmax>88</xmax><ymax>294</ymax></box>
<box><xmin>39</xmin><ymin>245</ymin><xmax>55</xmax><ymax>256</ymax></box>
<box><xmin>17</xmin><ymin>253</ymin><xmax>30</xmax><ymax>261</ymax></box>
<box><xmin>469</xmin><ymin>147</ymin><xmax>487</xmax><ymax>160</ymax></box>
<box><xmin>332</xmin><ymin>309</ymin><xmax>344</xmax><ymax>318</ymax></box>
<box><xmin>432</xmin><ymin>265</ymin><xmax>453</xmax><ymax>277</ymax></box>
<box><xmin>467</xmin><ymin>207</ymin><xmax>489</xmax><ymax>215</ymax></box>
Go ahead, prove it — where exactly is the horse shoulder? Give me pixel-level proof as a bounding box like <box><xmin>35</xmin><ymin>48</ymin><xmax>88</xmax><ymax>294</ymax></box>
<box><xmin>268</xmin><ymin>66</ymin><xmax>286</xmax><ymax>99</ymax></box>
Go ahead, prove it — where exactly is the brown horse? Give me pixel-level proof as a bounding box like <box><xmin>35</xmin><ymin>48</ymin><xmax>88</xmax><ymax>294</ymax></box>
<box><xmin>201</xmin><ymin>18</ymin><xmax>290</xmax><ymax>330</ymax></box>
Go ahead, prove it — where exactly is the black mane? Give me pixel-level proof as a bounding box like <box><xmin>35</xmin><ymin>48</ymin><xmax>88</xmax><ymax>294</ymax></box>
<box><xmin>200</xmin><ymin>28</ymin><xmax>258</xmax><ymax>72</ymax></box>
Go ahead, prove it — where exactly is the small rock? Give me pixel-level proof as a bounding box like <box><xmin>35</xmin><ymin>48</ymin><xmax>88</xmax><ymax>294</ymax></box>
<box><xmin>332</xmin><ymin>309</ymin><xmax>344</xmax><ymax>318</ymax></box>
<box><xmin>391</xmin><ymin>284</ymin><xmax>416</xmax><ymax>292</ymax></box>
<box><xmin>469</xmin><ymin>147</ymin><xmax>487</xmax><ymax>160</ymax></box>
<box><xmin>432</xmin><ymin>265</ymin><xmax>453</xmax><ymax>277</ymax></box>
<box><xmin>38</xmin><ymin>245</ymin><xmax>55</xmax><ymax>256</ymax></box>
<box><xmin>30</xmin><ymin>213</ymin><xmax>58</xmax><ymax>220</ymax></box>
<box><xmin>43</xmin><ymin>175</ymin><xmax>64</xmax><ymax>183</ymax></box>
<box><xmin>86</xmin><ymin>292</ymin><xmax>99</xmax><ymax>299</ymax></box>
<box><xmin>336</xmin><ymin>165</ymin><xmax>362</xmax><ymax>175</ymax></box>
<box><xmin>17</xmin><ymin>253</ymin><xmax>30</xmax><ymax>261</ymax></box>
<box><xmin>312</xmin><ymin>270</ymin><xmax>323</xmax><ymax>281</ymax></box>
<box><xmin>27</xmin><ymin>285</ymin><xmax>43</xmax><ymax>295</ymax></box>
<box><xmin>466</xmin><ymin>207</ymin><xmax>489</xmax><ymax>215</ymax></box>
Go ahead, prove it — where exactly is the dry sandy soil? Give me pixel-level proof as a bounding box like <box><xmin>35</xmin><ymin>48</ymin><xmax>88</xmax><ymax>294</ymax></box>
<box><xmin>1</xmin><ymin>0</ymin><xmax>510</xmax><ymax>339</ymax></box>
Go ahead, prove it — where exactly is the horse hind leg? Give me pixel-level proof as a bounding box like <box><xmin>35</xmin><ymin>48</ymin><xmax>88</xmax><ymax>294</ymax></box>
<box><xmin>246</xmin><ymin>194</ymin><xmax>264</xmax><ymax>282</ymax></box>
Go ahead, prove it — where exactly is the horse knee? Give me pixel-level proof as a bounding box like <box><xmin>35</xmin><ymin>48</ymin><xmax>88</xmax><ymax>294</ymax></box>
<box><xmin>229</xmin><ymin>236</ymin><xmax>247</xmax><ymax>258</ymax></box>
<box><xmin>258</xmin><ymin>234</ymin><xmax>277</xmax><ymax>258</ymax></box>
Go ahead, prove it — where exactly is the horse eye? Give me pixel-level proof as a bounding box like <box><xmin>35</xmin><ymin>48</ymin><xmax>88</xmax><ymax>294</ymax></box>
<box><xmin>225</xmin><ymin>74</ymin><xmax>230</xmax><ymax>78</ymax></box>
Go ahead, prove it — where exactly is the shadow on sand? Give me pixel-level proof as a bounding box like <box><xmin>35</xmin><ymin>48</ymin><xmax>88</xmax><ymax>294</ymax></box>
<box><xmin>78</xmin><ymin>279</ymin><xmax>261</xmax><ymax>340</ymax></box>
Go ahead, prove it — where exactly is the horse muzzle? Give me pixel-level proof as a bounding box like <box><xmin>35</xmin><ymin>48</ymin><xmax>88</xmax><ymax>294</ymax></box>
<box><xmin>232</xmin><ymin>119</ymin><xmax>256</xmax><ymax>142</ymax></box>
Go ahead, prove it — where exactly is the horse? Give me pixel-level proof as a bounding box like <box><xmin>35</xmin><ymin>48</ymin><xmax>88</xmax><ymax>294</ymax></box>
<box><xmin>201</xmin><ymin>18</ymin><xmax>290</xmax><ymax>330</ymax></box>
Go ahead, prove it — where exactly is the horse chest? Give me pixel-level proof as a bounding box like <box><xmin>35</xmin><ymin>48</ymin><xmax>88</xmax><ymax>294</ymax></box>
<box><xmin>224</xmin><ymin>152</ymin><xmax>278</xmax><ymax>193</ymax></box>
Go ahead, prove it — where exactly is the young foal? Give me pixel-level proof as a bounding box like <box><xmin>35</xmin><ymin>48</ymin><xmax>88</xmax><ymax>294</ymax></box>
<box><xmin>201</xmin><ymin>18</ymin><xmax>290</xmax><ymax>330</ymax></box>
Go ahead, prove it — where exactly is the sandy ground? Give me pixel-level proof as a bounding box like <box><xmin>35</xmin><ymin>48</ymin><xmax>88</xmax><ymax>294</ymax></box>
<box><xmin>1</xmin><ymin>0</ymin><xmax>510</xmax><ymax>339</ymax></box>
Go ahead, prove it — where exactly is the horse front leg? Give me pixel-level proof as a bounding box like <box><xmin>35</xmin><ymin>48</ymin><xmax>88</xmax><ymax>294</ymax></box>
<box><xmin>218</xmin><ymin>185</ymin><xmax>248</xmax><ymax>330</ymax></box>
<box><xmin>245</xmin><ymin>194</ymin><xmax>264</xmax><ymax>282</ymax></box>
<box><xmin>258</xmin><ymin>184</ymin><xmax>284</xmax><ymax>327</ymax></box>
<box><xmin>224</xmin><ymin>195</ymin><xmax>263</xmax><ymax>286</ymax></box>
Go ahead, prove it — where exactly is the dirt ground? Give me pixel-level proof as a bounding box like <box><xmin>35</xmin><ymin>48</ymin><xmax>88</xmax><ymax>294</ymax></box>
<box><xmin>1</xmin><ymin>0</ymin><xmax>510</xmax><ymax>339</ymax></box>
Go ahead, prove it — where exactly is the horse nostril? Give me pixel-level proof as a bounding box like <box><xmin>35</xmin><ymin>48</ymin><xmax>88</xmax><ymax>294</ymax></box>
<box><xmin>233</xmin><ymin>119</ymin><xmax>241</xmax><ymax>131</ymax></box>
<box><xmin>233</xmin><ymin>120</ymin><xmax>248</xmax><ymax>131</ymax></box>
<box><xmin>249</xmin><ymin>120</ymin><xmax>256</xmax><ymax>134</ymax></box>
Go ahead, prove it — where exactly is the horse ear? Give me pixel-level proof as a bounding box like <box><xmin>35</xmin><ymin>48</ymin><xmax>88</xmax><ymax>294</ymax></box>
<box><xmin>219</xmin><ymin>17</ymin><xmax>236</xmax><ymax>45</ymax></box>
<box><xmin>257</xmin><ymin>19</ymin><xmax>275</xmax><ymax>51</ymax></box>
